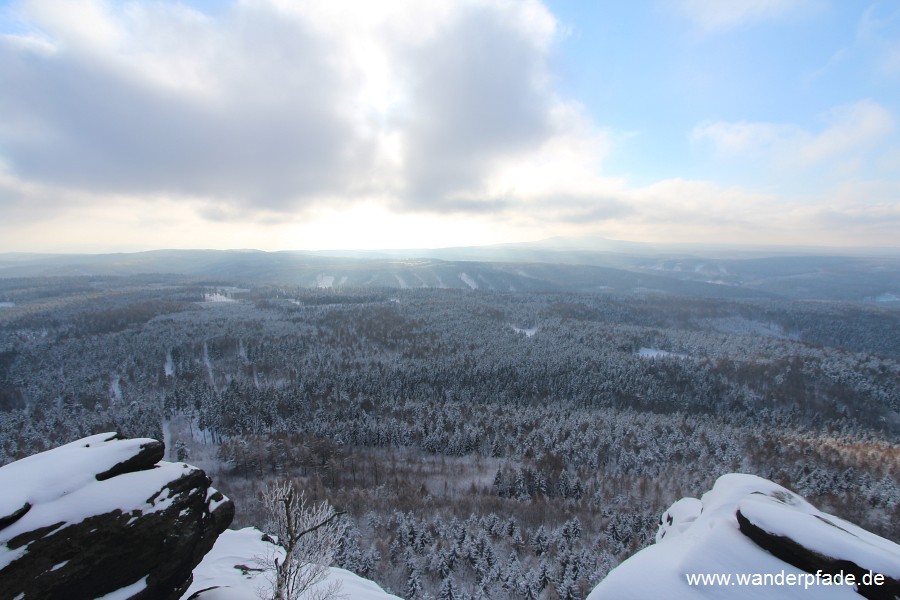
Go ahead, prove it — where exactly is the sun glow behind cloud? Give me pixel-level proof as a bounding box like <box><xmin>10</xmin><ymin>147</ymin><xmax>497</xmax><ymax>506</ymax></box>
<box><xmin>0</xmin><ymin>0</ymin><xmax>897</xmax><ymax>251</ymax></box>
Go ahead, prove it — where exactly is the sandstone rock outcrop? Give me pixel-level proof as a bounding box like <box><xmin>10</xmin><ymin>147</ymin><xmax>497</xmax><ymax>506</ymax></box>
<box><xmin>736</xmin><ymin>489</ymin><xmax>900</xmax><ymax>600</ymax></box>
<box><xmin>588</xmin><ymin>473</ymin><xmax>900</xmax><ymax>599</ymax></box>
<box><xmin>0</xmin><ymin>432</ymin><xmax>234</xmax><ymax>600</ymax></box>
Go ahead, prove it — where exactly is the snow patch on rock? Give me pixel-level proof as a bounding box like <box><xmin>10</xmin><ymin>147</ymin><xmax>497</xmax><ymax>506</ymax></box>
<box><xmin>0</xmin><ymin>433</ymin><xmax>233</xmax><ymax>599</ymax></box>
<box><xmin>182</xmin><ymin>527</ymin><xmax>401</xmax><ymax>600</ymax></box>
<box><xmin>588</xmin><ymin>473</ymin><xmax>900</xmax><ymax>599</ymax></box>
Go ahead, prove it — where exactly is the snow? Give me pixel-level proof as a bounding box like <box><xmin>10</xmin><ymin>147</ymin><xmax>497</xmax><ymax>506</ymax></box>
<box><xmin>315</xmin><ymin>274</ymin><xmax>335</xmax><ymax>289</ymax></box>
<box><xmin>393</xmin><ymin>273</ymin><xmax>409</xmax><ymax>289</ymax></box>
<box><xmin>164</xmin><ymin>350</ymin><xmax>175</xmax><ymax>377</ymax></box>
<box><xmin>738</xmin><ymin>493</ymin><xmax>900</xmax><ymax>579</ymax></box>
<box><xmin>587</xmin><ymin>474</ymin><xmax>898</xmax><ymax>600</ymax></box>
<box><xmin>0</xmin><ymin>301</ymin><xmax>14</xmax><ymax>308</ymax></box>
<box><xmin>635</xmin><ymin>347</ymin><xmax>686</xmax><ymax>359</ymax></box>
<box><xmin>206</xmin><ymin>487</ymin><xmax>228</xmax><ymax>513</ymax></box>
<box><xmin>181</xmin><ymin>527</ymin><xmax>401</xmax><ymax>600</ymax></box>
<box><xmin>702</xmin><ymin>317</ymin><xmax>796</xmax><ymax>339</ymax></box>
<box><xmin>110</xmin><ymin>375</ymin><xmax>123</xmax><ymax>404</ymax></box>
<box><xmin>203</xmin><ymin>287</ymin><xmax>247</xmax><ymax>303</ymax></box>
<box><xmin>458</xmin><ymin>272</ymin><xmax>478</xmax><ymax>289</ymax></box>
<box><xmin>656</xmin><ymin>497</ymin><xmax>701</xmax><ymax>543</ymax></box>
<box><xmin>95</xmin><ymin>576</ymin><xmax>148</xmax><ymax>600</ymax></box>
<box><xmin>203</xmin><ymin>342</ymin><xmax>215</xmax><ymax>387</ymax></box>
<box><xmin>477</xmin><ymin>273</ymin><xmax>495</xmax><ymax>290</ymax></box>
<box><xmin>204</xmin><ymin>293</ymin><xmax>235</xmax><ymax>303</ymax></box>
<box><xmin>161</xmin><ymin>420</ymin><xmax>172</xmax><ymax>460</ymax></box>
<box><xmin>874</xmin><ymin>293</ymin><xmax>899</xmax><ymax>302</ymax></box>
<box><xmin>0</xmin><ymin>434</ymin><xmax>201</xmax><ymax>569</ymax></box>
<box><xmin>510</xmin><ymin>325</ymin><xmax>539</xmax><ymax>337</ymax></box>
<box><xmin>410</xmin><ymin>272</ymin><xmax>428</xmax><ymax>288</ymax></box>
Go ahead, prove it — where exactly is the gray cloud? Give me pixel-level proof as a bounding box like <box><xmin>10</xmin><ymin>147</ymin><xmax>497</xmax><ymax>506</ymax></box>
<box><xmin>0</xmin><ymin>3</ymin><xmax>374</xmax><ymax>211</ymax></box>
<box><xmin>560</xmin><ymin>198</ymin><xmax>634</xmax><ymax>223</ymax></box>
<box><xmin>0</xmin><ymin>0</ymin><xmax>566</xmax><ymax>219</ymax></box>
<box><xmin>400</xmin><ymin>4</ymin><xmax>555</xmax><ymax>210</ymax></box>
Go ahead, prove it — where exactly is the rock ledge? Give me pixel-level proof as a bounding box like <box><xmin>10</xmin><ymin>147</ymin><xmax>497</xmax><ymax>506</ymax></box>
<box><xmin>0</xmin><ymin>432</ymin><xmax>234</xmax><ymax>600</ymax></box>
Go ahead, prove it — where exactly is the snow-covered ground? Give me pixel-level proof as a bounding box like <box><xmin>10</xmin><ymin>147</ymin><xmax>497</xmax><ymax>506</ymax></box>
<box><xmin>635</xmin><ymin>347</ymin><xmax>687</xmax><ymax>359</ymax></box>
<box><xmin>0</xmin><ymin>301</ymin><xmax>14</xmax><ymax>308</ymax></box>
<box><xmin>207</xmin><ymin>287</ymin><xmax>248</xmax><ymax>299</ymax></box>
<box><xmin>873</xmin><ymin>293</ymin><xmax>899</xmax><ymax>303</ymax></box>
<box><xmin>410</xmin><ymin>271</ymin><xmax>428</xmax><ymax>288</ymax></box>
<box><xmin>203</xmin><ymin>342</ymin><xmax>215</xmax><ymax>387</ymax></box>
<box><xmin>315</xmin><ymin>274</ymin><xmax>335</xmax><ymax>289</ymax></box>
<box><xmin>204</xmin><ymin>293</ymin><xmax>233</xmax><ymax>303</ymax></box>
<box><xmin>164</xmin><ymin>350</ymin><xmax>175</xmax><ymax>378</ymax></box>
<box><xmin>701</xmin><ymin>316</ymin><xmax>798</xmax><ymax>339</ymax></box>
<box><xmin>181</xmin><ymin>527</ymin><xmax>401</xmax><ymax>600</ymax></box>
<box><xmin>458</xmin><ymin>272</ymin><xmax>478</xmax><ymax>289</ymax></box>
<box><xmin>510</xmin><ymin>325</ymin><xmax>539</xmax><ymax>337</ymax></box>
<box><xmin>109</xmin><ymin>375</ymin><xmax>123</xmax><ymax>404</ymax></box>
<box><xmin>587</xmin><ymin>473</ymin><xmax>900</xmax><ymax>599</ymax></box>
<box><xmin>393</xmin><ymin>273</ymin><xmax>409</xmax><ymax>289</ymax></box>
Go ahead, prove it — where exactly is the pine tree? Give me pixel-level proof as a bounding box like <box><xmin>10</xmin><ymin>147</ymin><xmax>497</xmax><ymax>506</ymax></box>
<box><xmin>406</xmin><ymin>567</ymin><xmax>423</xmax><ymax>599</ymax></box>
<box><xmin>438</xmin><ymin>577</ymin><xmax>456</xmax><ymax>600</ymax></box>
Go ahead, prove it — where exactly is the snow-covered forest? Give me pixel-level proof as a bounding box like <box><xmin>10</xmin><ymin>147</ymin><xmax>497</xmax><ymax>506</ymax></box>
<box><xmin>0</xmin><ymin>275</ymin><xmax>897</xmax><ymax>599</ymax></box>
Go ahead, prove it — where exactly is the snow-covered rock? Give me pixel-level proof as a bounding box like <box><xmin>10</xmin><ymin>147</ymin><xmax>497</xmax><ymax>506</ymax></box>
<box><xmin>182</xmin><ymin>527</ymin><xmax>402</xmax><ymax>600</ymax></box>
<box><xmin>588</xmin><ymin>474</ymin><xmax>900</xmax><ymax>600</ymax></box>
<box><xmin>0</xmin><ymin>432</ymin><xmax>233</xmax><ymax>600</ymax></box>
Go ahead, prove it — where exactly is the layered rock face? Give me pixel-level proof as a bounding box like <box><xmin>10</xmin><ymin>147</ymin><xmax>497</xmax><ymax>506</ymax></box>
<box><xmin>589</xmin><ymin>474</ymin><xmax>900</xmax><ymax>600</ymax></box>
<box><xmin>735</xmin><ymin>488</ymin><xmax>899</xmax><ymax>600</ymax></box>
<box><xmin>0</xmin><ymin>432</ymin><xmax>234</xmax><ymax>600</ymax></box>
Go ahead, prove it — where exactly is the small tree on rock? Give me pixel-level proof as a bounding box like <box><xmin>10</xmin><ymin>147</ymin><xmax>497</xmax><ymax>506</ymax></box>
<box><xmin>260</xmin><ymin>480</ymin><xmax>347</xmax><ymax>600</ymax></box>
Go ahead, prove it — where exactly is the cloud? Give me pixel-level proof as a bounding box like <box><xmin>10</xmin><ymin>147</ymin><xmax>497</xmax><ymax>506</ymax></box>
<box><xmin>856</xmin><ymin>4</ymin><xmax>900</xmax><ymax>76</ymax></box>
<box><xmin>0</xmin><ymin>0</ymin><xmax>373</xmax><ymax>211</ymax></box>
<box><xmin>673</xmin><ymin>0</ymin><xmax>818</xmax><ymax>32</ymax></box>
<box><xmin>0</xmin><ymin>0</ymin><xmax>895</xmax><ymax>251</ymax></box>
<box><xmin>0</xmin><ymin>0</ymin><xmax>595</xmax><ymax>220</ymax></box>
<box><xmin>399</xmin><ymin>3</ymin><xmax>556</xmax><ymax>209</ymax></box>
<box><xmin>691</xmin><ymin>100</ymin><xmax>896</xmax><ymax>169</ymax></box>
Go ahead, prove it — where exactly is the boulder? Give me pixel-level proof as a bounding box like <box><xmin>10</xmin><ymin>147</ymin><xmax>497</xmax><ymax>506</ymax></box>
<box><xmin>0</xmin><ymin>432</ymin><xmax>234</xmax><ymax>600</ymax></box>
<box><xmin>736</xmin><ymin>489</ymin><xmax>900</xmax><ymax>600</ymax></box>
<box><xmin>588</xmin><ymin>474</ymin><xmax>900</xmax><ymax>599</ymax></box>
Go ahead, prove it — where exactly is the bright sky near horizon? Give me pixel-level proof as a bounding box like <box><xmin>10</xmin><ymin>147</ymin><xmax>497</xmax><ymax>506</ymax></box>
<box><xmin>0</xmin><ymin>0</ymin><xmax>898</xmax><ymax>252</ymax></box>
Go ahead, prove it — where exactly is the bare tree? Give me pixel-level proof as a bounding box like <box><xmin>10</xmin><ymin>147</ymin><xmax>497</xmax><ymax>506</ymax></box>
<box><xmin>260</xmin><ymin>480</ymin><xmax>347</xmax><ymax>600</ymax></box>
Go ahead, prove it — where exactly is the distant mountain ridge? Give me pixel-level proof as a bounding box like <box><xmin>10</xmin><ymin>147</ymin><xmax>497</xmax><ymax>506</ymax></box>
<box><xmin>1</xmin><ymin>242</ymin><xmax>899</xmax><ymax>302</ymax></box>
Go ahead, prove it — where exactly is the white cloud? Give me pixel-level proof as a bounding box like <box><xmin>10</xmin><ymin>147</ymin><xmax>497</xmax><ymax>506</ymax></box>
<box><xmin>692</xmin><ymin>100</ymin><xmax>895</xmax><ymax>169</ymax></box>
<box><xmin>856</xmin><ymin>4</ymin><xmax>900</xmax><ymax>77</ymax></box>
<box><xmin>0</xmin><ymin>0</ymin><xmax>896</xmax><ymax>251</ymax></box>
<box><xmin>674</xmin><ymin>0</ymin><xmax>818</xmax><ymax>32</ymax></box>
<box><xmin>0</xmin><ymin>0</ymin><xmax>591</xmax><ymax>220</ymax></box>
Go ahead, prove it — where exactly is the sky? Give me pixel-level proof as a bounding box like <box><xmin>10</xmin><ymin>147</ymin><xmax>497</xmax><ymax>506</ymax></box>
<box><xmin>0</xmin><ymin>0</ymin><xmax>898</xmax><ymax>252</ymax></box>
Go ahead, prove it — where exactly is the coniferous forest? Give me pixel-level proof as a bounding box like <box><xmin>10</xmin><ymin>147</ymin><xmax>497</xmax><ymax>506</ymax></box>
<box><xmin>1</xmin><ymin>274</ymin><xmax>897</xmax><ymax>599</ymax></box>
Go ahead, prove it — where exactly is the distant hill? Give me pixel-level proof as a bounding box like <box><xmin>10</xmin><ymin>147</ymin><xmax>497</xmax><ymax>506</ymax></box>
<box><xmin>0</xmin><ymin>244</ymin><xmax>898</xmax><ymax>303</ymax></box>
